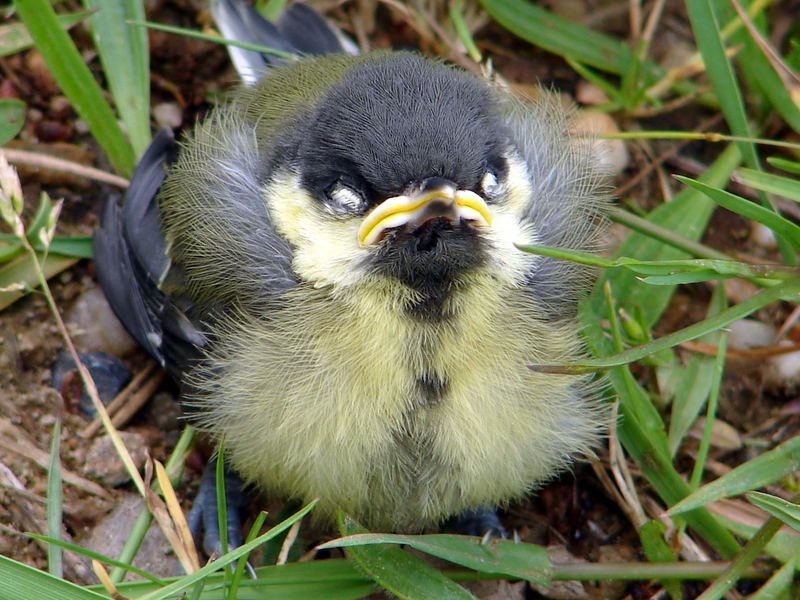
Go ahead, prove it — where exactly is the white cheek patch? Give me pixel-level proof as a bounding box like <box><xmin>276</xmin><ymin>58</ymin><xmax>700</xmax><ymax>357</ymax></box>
<box><xmin>480</xmin><ymin>153</ymin><xmax>540</xmax><ymax>285</ymax></box>
<box><xmin>264</xmin><ymin>172</ymin><xmax>372</xmax><ymax>289</ymax></box>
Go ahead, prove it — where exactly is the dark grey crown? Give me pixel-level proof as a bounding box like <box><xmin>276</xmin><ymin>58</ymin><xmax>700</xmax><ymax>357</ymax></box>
<box><xmin>293</xmin><ymin>53</ymin><xmax>510</xmax><ymax>205</ymax></box>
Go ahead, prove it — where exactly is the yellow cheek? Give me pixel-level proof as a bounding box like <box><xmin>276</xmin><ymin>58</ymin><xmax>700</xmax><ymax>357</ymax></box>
<box><xmin>265</xmin><ymin>172</ymin><xmax>370</xmax><ymax>288</ymax></box>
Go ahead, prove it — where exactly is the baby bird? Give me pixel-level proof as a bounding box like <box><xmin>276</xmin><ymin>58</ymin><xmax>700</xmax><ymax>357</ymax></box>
<box><xmin>94</xmin><ymin>0</ymin><xmax>608</xmax><ymax>549</ymax></box>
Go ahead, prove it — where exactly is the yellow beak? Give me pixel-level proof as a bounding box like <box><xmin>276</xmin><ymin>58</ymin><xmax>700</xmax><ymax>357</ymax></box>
<box><xmin>358</xmin><ymin>185</ymin><xmax>493</xmax><ymax>246</ymax></box>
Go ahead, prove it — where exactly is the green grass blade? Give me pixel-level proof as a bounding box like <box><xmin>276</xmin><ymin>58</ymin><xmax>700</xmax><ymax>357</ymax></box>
<box><xmin>602</xmin><ymin>283</ymin><xmax>672</xmax><ymax>456</ymax></box>
<box><xmin>337</xmin><ymin>515</ymin><xmax>478</xmax><ymax>600</ymax></box>
<box><xmin>0</xmin><ymin>555</ymin><xmax>112</xmax><ymax>600</ymax></box>
<box><xmin>0</xmin><ymin>252</ymin><xmax>79</xmax><ymax>310</ymax></box>
<box><xmin>129</xmin><ymin>20</ymin><xmax>296</xmax><ymax>60</ymax></box>
<box><xmin>538</xmin><ymin>278</ymin><xmax>800</xmax><ymax>373</ymax></box>
<box><xmin>746</xmin><ymin>492</ymin><xmax>800</xmax><ymax>532</ymax></box>
<box><xmin>714</xmin><ymin>513</ymin><xmax>800</xmax><ymax>564</ymax></box>
<box><xmin>736</xmin><ymin>168</ymin><xmax>800</xmax><ymax>202</ymax></box>
<box><xmin>667</xmin><ymin>286</ymin><xmax>726</xmax><ymax>456</ymax></box>
<box><xmin>0</xmin><ymin>98</ymin><xmax>25</xmax><ymax>144</ymax></box>
<box><xmin>668</xmin><ymin>436</ymin><xmax>800</xmax><ymax>516</ymax></box>
<box><xmin>685</xmin><ymin>0</ymin><xmax>794</xmax><ymax>265</ymax></box>
<box><xmin>320</xmin><ymin>533</ymin><xmax>551</xmax><ymax>586</ymax></box>
<box><xmin>733</xmin><ymin>7</ymin><xmax>800</xmax><ymax>135</ymax></box>
<box><xmin>609</xmin><ymin>366</ymin><xmax>741</xmax><ymax>558</ymax></box>
<box><xmin>638</xmin><ymin>270</ymin><xmax>735</xmax><ymax>285</ymax></box>
<box><xmin>46</xmin><ymin>419</ymin><xmax>63</xmax><ymax>578</ymax></box>
<box><xmin>745</xmin><ymin>554</ymin><xmax>797</xmax><ymax>600</ymax></box>
<box><xmin>106</xmin><ymin>558</ymin><xmax>375</xmax><ymax>599</ymax></box>
<box><xmin>580</xmin><ymin>145</ymin><xmax>744</xmax><ymax>559</ymax></box>
<box><xmin>583</xmin><ymin>145</ymin><xmax>741</xmax><ymax>338</ymax></box>
<box><xmin>678</xmin><ymin>177</ymin><xmax>800</xmax><ymax>250</ymax></box>
<box><xmin>685</xmin><ymin>0</ymin><xmax>759</xmax><ymax>171</ymax></box>
<box><xmin>27</xmin><ymin>534</ymin><xmax>164</xmax><ymax>584</ymax></box>
<box><xmin>12</xmin><ymin>0</ymin><xmax>135</xmax><ymax>177</ymax></box>
<box><xmin>227</xmin><ymin>511</ymin><xmax>268</xmax><ymax>600</ymax></box>
<box><xmin>449</xmin><ymin>0</ymin><xmax>482</xmax><ymax>63</ymax></box>
<box><xmin>109</xmin><ymin>426</ymin><xmax>195</xmax><ymax>584</ymax></box>
<box><xmin>83</xmin><ymin>0</ymin><xmax>151</xmax><ymax>158</ymax></box>
<box><xmin>214</xmin><ymin>447</ymin><xmax>232</xmax><ymax>583</ymax></box>
<box><xmin>43</xmin><ymin>237</ymin><xmax>93</xmax><ymax>259</ymax></box>
<box><xmin>257</xmin><ymin>0</ymin><xmax>289</xmax><ymax>21</ymax></box>
<box><xmin>135</xmin><ymin>500</ymin><xmax>316</xmax><ymax>600</ymax></box>
<box><xmin>582</xmin><ymin>147</ymin><xmax>740</xmax><ymax>336</ymax></box>
<box><xmin>0</xmin><ymin>239</ymin><xmax>22</xmax><ymax>261</ymax></box>
<box><xmin>609</xmin><ymin>207</ymin><xmax>733</xmax><ymax>260</ymax></box>
<box><xmin>693</xmin><ymin>492</ymin><xmax>789</xmax><ymax>600</ymax></box>
<box><xmin>688</xmin><ymin>288</ymin><xmax>729</xmax><ymax>491</ymax></box>
<box><xmin>517</xmin><ymin>245</ymin><xmax>793</xmax><ymax>281</ymax></box>
<box><xmin>479</xmin><ymin>0</ymin><xmax>633</xmax><ymax>74</ymax></box>
<box><xmin>0</xmin><ymin>11</ymin><xmax>92</xmax><ymax>58</ymax></box>
<box><xmin>23</xmin><ymin>191</ymin><xmax>53</xmax><ymax>248</ymax></box>
<box><xmin>768</xmin><ymin>157</ymin><xmax>800</xmax><ymax>175</ymax></box>
<box><xmin>639</xmin><ymin>521</ymin><xmax>680</xmax><ymax>599</ymax></box>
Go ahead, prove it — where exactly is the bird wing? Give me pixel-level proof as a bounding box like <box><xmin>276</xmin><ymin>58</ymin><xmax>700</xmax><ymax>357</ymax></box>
<box><xmin>96</xmin><ymin>2</ymin><xmax>344</xmax><ymax>378</ymax></box>
<box><xmin>93</xmin><ymin>129</ymin><xmax>206</xmax><ymax>379</ymax></box>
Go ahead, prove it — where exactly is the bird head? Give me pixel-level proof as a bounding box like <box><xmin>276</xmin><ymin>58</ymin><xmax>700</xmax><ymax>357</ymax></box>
<box><xmin>261</xmin><ymin>52</ymin><xmax>540</xmax><ymax>309</ymax></box>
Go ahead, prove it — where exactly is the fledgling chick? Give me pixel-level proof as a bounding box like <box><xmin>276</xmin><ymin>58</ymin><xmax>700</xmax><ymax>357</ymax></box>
<box><xmin>94</xmin><ymin>0</ymin><xmax>608</xmax><ymax>546</ymax></box>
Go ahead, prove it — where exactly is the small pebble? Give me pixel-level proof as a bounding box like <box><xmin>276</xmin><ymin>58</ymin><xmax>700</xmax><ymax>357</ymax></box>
<box><xmin>727</xmin><ymin>319</ymin><xmax>775</xmax><ymax>350</ymax></box>
<box><xmin>571</xmin><ymin>110</ymin><xmax>629</xmax><ymax>176</ymax></box>
<box><xmin>153</xmin><ymin>102</ymin><xmax>183</xmax><ymax>129</ymax></box>
<box><xmin>84</xmin><ymin>431</ymin><xmax>148</xmax><ymax>487</ymax></box>
<box><xmin>35</xmin><ymin>120</ymin><xmax>72</xmax><ymax>143</ymax></box>
<box><xmin>689</xmin><ymin>417</ymin><xmax>743</xmax><ymax>451</ymax></box>
<box><xmin>751</xmin><ymin>222</ymin><xmax>777</xmax><ymax>251</ymax></box>
<box><xmin>67</xmin><ymin>286</ymin><xmax>138</xmax><ymax>356</ymax></box>
<box><xmin>49</xmin><ymin>95</ymin><xmax>72</xmax><ymax>119</ymax></box>
<box><xmin>81</xmin><ymin>494</ymin><xmax>181</xmax><ymax>579</ymax></box>
<box><xmin>765</xmin><ymin>347</ymin><xmax>800</xmax><ymax>389</ymax></box>
<box><xmin>723</xmin><ymin>278</ymin><xmax>762</xmax><ymax>304</ymax></box>
<box><xmin>575</xmin><ymin>81</ymin><xmax>610</xmax><ymax>106</ymax></box>
<box><xmin>51</xmin><ymin>350</ymin><xmax>131</xmax><ymax>415</ymax></box>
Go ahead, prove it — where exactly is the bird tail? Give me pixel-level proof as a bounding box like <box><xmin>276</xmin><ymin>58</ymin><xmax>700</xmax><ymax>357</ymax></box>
<box><xmin>211</xmin><ymin>0</ymin><xmax>356</xmax><ymax>85</ymax></box>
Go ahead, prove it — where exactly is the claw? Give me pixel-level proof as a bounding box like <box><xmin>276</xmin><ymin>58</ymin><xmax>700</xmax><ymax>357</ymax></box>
<box><xmin>453</xmin><ymin>506</ymin><xmax>509</xmax><ymax>539</ymax></box>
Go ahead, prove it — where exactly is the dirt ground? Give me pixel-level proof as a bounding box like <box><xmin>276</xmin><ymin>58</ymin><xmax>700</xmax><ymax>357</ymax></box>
<box><xmin>1</xmin><ymin>1</ymin><xmax>799</xmax><ymax>598</ymax></box>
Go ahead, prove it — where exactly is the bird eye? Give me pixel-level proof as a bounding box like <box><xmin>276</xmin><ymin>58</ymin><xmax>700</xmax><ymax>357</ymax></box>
<box><xmin>480</xmin><ymin>170</ymin><xmax>502</xmax><ymax>199</ymax></box>
<box><xmin>325</xmin><ymin>181</ymin><xmax>366</xmax><ymax>214</ymax></box>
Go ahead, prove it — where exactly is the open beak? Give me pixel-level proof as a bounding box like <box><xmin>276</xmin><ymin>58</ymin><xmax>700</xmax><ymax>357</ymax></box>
<box><xmin>358</xmin><ymin>181</ymin><xmax>493</xmax><ymax>246</ymax></box>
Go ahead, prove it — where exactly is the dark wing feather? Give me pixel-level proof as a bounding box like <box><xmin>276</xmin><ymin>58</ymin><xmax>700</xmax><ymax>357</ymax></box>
<box><xmin>93</xmin><ymin>129</ymin><xmax>205</xmax><ymax>379</ymax></box>
<box><xmin>96</xmin><ymin>2</ymin><xmax>347</xmax><ymax>378</ymax></box>
<box><xmin>275</xmin><ymin>3</ymin><xmax>347</xmax><ymax>56</ymax></box>
<box><xmin>211</xmin><ymin>0</ymin><xmax>349</xmax><ymax>84</ymax></box>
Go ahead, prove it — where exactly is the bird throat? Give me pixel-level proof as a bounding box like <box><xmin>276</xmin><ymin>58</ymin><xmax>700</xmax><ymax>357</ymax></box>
<box><xmin>372</xmin><ymin>221</ymin><xmax>487</xmax><ymax>321</ymax></box>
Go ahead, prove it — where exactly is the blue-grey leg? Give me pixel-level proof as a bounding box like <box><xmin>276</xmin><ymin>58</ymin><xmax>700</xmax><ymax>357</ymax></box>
<box><xmin>187</xmin><ymin>458</ymin><xmax>249</xmax><ymax>556</ymax></box>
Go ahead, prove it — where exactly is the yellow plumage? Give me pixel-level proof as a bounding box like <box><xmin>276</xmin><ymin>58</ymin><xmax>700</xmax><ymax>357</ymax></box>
<box><xmin>154</xmin><ymin>51</ymin><xmax>608</xmax><ymax>531</ymax></box>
